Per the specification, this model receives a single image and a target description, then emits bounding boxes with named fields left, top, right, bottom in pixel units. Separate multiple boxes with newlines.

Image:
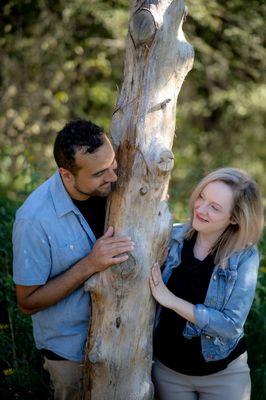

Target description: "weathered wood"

left=83, top=1, right=194, bottom=399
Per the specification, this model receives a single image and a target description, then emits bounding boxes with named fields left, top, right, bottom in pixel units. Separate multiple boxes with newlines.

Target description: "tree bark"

left=83, top=1, right=194, bottom=399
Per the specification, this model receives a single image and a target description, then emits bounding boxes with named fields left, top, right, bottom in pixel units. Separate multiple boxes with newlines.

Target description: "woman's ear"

left=230, top=217, right=237, bottom=225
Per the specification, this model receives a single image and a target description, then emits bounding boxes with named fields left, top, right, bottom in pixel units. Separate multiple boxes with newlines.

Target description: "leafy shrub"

left=0, top=197, right=51, bottom=399
left=246, top=233, right=266, bottom=400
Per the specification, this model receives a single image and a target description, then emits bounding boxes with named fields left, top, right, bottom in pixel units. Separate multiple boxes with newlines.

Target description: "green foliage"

left=0, top=198, right=51, bottom=399
left=0, top=0, right=129, bottom=198
left=0, top=0, right=265, bottom=398
left=170, top=0, right=266, bottom=218
left=246, top=233, right=266, bottom=400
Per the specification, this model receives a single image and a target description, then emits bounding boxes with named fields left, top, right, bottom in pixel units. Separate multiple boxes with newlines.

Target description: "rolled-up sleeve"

left=193, top=304, right=210, bottom=329
left=193, top=248, right=259, bottom=340
left=13, top=218, right=52, bottom=285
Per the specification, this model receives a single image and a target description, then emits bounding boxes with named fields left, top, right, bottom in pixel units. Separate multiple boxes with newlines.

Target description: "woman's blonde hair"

left=186, top=167, right=264, bottom=265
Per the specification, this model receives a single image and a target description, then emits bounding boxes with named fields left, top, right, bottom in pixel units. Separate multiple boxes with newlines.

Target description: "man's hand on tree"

left=82, top=226, right=135, bottom=273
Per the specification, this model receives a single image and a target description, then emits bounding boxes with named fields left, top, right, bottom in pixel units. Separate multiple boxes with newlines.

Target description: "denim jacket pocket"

left=205, top=268, right=238, bottom=311
left=221, top=270, right=237, bottom=308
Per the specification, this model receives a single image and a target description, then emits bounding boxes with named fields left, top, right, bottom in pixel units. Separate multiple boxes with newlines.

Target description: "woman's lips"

left=195, top=213, right=209, bottom=223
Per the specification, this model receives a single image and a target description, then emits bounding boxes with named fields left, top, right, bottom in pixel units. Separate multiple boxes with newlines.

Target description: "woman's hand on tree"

left=149, top=262, right=175, bottom=309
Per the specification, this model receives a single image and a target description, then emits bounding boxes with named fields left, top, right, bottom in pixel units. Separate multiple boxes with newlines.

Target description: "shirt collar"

left=50, top=170, right=78, bottom=217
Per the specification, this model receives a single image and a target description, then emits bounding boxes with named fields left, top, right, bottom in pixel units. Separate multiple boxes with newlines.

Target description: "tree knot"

left=115, top=317, right=121, bottom=328
left=129, top=9, right=157, bottom=47
left=157, top=149, right=174, bottom=173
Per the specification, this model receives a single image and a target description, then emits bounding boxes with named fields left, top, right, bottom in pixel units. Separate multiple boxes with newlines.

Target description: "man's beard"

left=73, top=182, right=115, bottom=198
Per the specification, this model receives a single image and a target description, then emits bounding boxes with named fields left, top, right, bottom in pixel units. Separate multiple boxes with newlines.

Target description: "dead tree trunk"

left=83, top=1, right=194, bottom=399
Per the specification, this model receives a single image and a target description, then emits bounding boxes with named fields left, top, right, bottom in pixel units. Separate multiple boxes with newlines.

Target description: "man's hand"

left=81, top=226, right=135, bottom=273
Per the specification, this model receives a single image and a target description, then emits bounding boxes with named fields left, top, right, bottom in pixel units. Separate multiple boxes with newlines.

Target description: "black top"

left=154, top=234, right=246, bottom=375
left=40, top=196, right=106, bottom=361
left=73, top=196, right=106, bottom=239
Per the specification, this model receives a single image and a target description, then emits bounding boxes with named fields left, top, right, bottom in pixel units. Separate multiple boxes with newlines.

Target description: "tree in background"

left=0, top=0, right=129, bottom=196
left=172, top=0, right=266, bottom=217
left=0, top=0, right=265, bottom=200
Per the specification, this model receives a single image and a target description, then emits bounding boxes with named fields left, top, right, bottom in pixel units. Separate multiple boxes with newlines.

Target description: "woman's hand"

left=149, top=262, right=196, bottom=323
left=149, top=262, right=175, bottom=309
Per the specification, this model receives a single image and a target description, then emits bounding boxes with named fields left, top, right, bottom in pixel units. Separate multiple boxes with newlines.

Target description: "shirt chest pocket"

left=51, top=235, right=92, bottom=277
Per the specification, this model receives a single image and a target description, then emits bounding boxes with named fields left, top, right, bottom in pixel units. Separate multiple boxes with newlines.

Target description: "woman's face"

left=192, top=180, right=234, bottom=237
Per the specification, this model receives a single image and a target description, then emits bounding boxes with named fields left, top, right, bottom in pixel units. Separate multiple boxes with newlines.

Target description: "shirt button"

left=69, top=244, right=74, bottom=250
left=213, top=274, right=217, bottom=281
left=205, top=335, right=211, bottom=340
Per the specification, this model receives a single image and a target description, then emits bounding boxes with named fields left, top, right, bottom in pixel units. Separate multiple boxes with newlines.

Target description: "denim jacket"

left=156, top=223, right=260, bottom=362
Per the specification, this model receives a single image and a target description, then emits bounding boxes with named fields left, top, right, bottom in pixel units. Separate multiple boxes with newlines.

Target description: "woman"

left=150, top=167, right=264, bottom=400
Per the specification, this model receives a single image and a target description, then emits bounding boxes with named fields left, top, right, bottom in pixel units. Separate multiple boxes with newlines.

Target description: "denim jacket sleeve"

left=193, top=247, right=259, bottom=340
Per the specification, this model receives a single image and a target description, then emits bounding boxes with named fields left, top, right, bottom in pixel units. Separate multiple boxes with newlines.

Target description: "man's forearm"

left=20, top=259, right=96, bottom=314
left=18, top=229, right=134, bottom=315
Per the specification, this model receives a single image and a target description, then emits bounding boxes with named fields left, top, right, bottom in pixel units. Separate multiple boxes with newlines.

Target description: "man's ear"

left=59, top=167, right=74, bottom=182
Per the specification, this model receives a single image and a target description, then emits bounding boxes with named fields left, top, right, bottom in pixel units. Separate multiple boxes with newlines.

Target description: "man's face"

left=61, top=135, right=118, bottom=200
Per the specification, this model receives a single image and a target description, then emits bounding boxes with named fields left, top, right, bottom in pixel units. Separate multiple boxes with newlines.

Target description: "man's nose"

left=106, top=168, right=117, bottom=183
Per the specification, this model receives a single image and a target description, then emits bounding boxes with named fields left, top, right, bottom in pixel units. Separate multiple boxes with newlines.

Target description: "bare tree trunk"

left=83, top=1, right=194, bottom=399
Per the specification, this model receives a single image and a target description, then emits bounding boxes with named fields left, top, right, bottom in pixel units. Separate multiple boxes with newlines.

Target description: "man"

left=12, top=119, right=134, bottom=399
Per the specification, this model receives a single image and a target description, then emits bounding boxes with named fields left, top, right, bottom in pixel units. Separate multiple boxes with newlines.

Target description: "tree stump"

left=83, top=1, right=194, bottom=399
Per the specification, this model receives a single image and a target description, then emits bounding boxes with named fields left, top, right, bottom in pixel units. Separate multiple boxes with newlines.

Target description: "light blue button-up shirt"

left=13, top=171, right=97, bottom=361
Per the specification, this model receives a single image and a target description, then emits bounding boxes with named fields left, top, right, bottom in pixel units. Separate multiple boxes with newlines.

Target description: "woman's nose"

left=197, top=202, right=208, bottom=214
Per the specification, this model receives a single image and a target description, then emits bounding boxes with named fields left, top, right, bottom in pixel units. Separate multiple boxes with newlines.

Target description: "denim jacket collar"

left=171, top=222, right=190, bottom=244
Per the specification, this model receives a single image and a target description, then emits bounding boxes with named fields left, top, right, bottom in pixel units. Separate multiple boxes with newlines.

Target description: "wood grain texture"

left=83, top=1, right=194, bottom=399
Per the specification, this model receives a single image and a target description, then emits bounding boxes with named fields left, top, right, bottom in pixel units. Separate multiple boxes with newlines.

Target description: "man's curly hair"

left=53, top=119, right=104, bottom=174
